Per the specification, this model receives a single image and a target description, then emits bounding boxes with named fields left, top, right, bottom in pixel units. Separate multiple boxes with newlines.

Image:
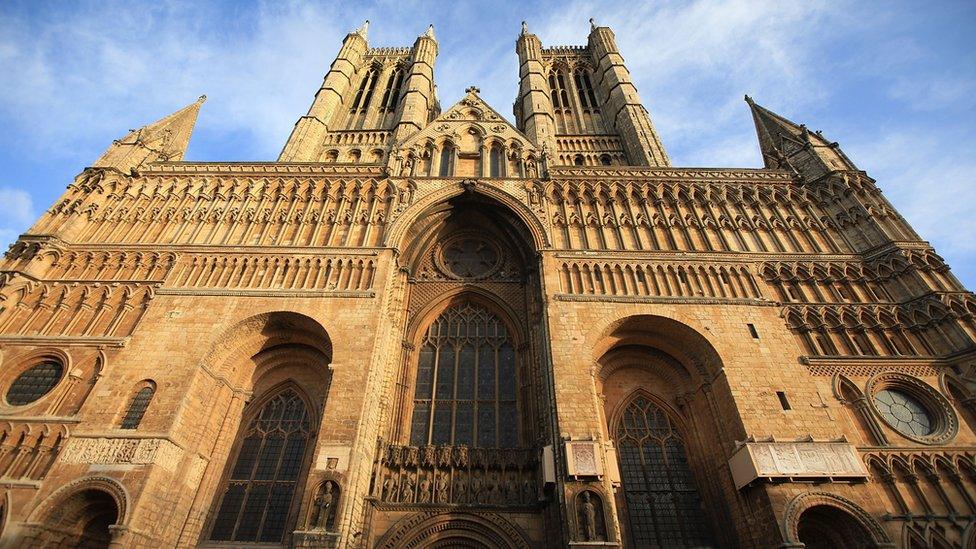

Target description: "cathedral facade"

left=0, top=19, right=975, bottom=548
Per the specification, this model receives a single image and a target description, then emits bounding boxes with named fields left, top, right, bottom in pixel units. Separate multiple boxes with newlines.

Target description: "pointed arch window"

left=209, top=388, right=313, bottom=543
left=614, top=395, right=713, bottom=547
left=350, top=67, right=380, bottom=113
left=379, top=67, right=405, bottom=112
left=120, top=381, right=155, bottom=429
left=574, top=70, right=599, bottom=112
left=439, top=144, right=453, bottom=177
left=409, top=302, right=518, bottom=448
left=489, top=144, right=503, bottom=178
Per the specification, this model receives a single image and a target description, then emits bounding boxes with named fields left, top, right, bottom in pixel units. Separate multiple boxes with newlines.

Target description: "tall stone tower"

left=0, top=19, right=974, bottom=549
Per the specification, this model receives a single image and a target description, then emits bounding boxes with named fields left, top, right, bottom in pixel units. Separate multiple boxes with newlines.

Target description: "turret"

left=515, top=21, right=558, bottom=155
left=586, top=20, right=669, bottom=166
left=279, top=21, right=370, bottom=161
left=392, top=25, right=439, bottom=141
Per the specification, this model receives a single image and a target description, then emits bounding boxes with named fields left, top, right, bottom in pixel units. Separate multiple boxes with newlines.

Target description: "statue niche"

left=576, top=490, right=607, bottom=542
left=310, top=481, right=340, bottom=531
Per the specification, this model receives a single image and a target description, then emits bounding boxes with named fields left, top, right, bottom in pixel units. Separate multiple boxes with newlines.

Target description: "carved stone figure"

left=580, top=491, right=597, bottom=541
left=382, top=475, right=397, bottom=502
left=418, top=474, right=432, bottom=503
left=436, top=472, right=449, bottom=503
left=401, top=473, right=416, bottom=503
left=312, top=481, right=336, bottom=530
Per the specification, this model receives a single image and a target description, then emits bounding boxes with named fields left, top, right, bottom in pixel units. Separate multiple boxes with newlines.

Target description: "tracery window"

left=409, top=302, right=518, bottom=448
left=615, top=395, right=713, bottom=547
left=209, top=388, right=312, bottom=543
left=873, top=389, right=933, bottom=437
left=7, top=361, right=63, bottom=406
left=120, top=382, right=155, bottom=429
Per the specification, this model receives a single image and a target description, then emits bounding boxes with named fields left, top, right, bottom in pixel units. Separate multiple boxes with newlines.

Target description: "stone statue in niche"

left=382, top=475, right=397, bottom=502
left=311, top=481, right=338, bottom=531
left=576, top=490, right=606, bottom=542
left=436, top=472, right=449, bottom=503
left=453, top=474, right=467, bottom=503
left=419, top=474, right=432, bottom=503
left=401, top=473, right=416, bottom=503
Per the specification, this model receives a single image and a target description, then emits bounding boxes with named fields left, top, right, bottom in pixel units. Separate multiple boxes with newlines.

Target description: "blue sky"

left=1, top=0, right=974, bottom=288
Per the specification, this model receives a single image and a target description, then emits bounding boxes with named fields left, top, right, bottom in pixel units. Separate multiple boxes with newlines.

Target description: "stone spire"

left=93, top=95, right=205, bottom=172
left=355, top=19, right=369, bottom=39
left=745, top=95, right=856, bottom=175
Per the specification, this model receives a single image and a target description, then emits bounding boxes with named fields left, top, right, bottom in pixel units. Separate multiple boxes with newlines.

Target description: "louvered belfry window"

left=409, top=302, right=519, bottom=448
left=615, top=396, right=713, bottom=547
left=209, top=388, right=312, bottom=543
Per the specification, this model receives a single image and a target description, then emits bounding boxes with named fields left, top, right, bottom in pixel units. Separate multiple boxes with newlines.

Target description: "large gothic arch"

left=375, top=511, right=531, bottom=549
left=781, top=492, right=894, bottom=548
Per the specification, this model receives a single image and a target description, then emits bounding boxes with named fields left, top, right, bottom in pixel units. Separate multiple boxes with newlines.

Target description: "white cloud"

left=0, top=186, right=35, bottom=247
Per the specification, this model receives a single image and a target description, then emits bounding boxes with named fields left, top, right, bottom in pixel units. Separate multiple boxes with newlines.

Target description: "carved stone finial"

left=465, top=86, right=481, bottom=95
left=355, top=19, right=369, bottom=39
left=521, top=21, right=528, bottom=35
left=589, top=18, right=597, bottom=30
left=197, top=95, right=207, bottom=103
left=424, top=24, right=436, bottom=40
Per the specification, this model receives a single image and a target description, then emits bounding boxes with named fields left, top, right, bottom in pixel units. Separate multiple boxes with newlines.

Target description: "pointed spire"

left=94, top=96, right=205, bottom=172
left=590, top=18, right=597, bottom=30
left=354, top=19, right=369, bottom=39
left=745, top=96, right=854, bottom=172
left=423, top=23, right=436, bottom=40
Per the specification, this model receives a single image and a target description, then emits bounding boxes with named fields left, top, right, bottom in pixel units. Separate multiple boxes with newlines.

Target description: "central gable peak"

left=391, top=87, right=541, bottom=178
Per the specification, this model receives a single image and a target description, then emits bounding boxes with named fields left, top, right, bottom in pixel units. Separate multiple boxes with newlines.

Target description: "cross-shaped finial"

left=465, top=86, right=481, bottom=94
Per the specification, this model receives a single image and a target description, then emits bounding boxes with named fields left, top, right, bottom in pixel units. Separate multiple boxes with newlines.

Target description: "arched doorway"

left=43, top=488, right=119, bottom=548
left=796, top=505, right=875, bottom=548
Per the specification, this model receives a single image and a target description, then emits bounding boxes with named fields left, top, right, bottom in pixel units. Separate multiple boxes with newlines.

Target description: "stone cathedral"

left=1, top=18, right=975, bottom=549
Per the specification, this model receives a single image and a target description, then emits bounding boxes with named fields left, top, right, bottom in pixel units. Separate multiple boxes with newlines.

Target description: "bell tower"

left=513, top=20, right=669, bottom=167
left=279, top=21, right=440, bottom=162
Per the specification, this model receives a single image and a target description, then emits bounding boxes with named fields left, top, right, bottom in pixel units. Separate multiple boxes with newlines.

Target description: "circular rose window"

left=872, top=389, right=933, bottom=437
left=7, top=361, right=63, bottom=406
left=438, top=236, right=500, bottom=279
left=866, top=373, right=957, bottom=445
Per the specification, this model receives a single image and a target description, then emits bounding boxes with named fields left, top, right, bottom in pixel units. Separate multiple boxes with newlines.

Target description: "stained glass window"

left=7, top=361, right=62, bottom=406
left=120, top=384, right=155, bottom=429
left=409, top=302, right=519, bottom=448
left=614, top=396, right=713, bottom=547
left=210, top=388, right=312, bottom=543
left=873, top=389, right=933, bottom=437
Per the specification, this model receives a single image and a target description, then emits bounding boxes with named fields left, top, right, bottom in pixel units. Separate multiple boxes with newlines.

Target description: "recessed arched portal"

left=28, top=480, right=125, bottom=549
left=594, top=314, right=731, bottom=548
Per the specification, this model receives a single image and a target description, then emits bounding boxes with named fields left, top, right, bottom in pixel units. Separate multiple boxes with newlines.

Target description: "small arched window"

left=599, top=154, right=612, bottom=166
left=120, top=382, right=155, bottom=429
left=574, top=154, right=585, bottom=166
left=439, top=144, right=453, bottom=177
left=489, top=145, right=503, bottom=178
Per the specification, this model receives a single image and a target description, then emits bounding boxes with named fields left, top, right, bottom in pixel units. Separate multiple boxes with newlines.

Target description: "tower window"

left=747, top=323, right=759, bottom=339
